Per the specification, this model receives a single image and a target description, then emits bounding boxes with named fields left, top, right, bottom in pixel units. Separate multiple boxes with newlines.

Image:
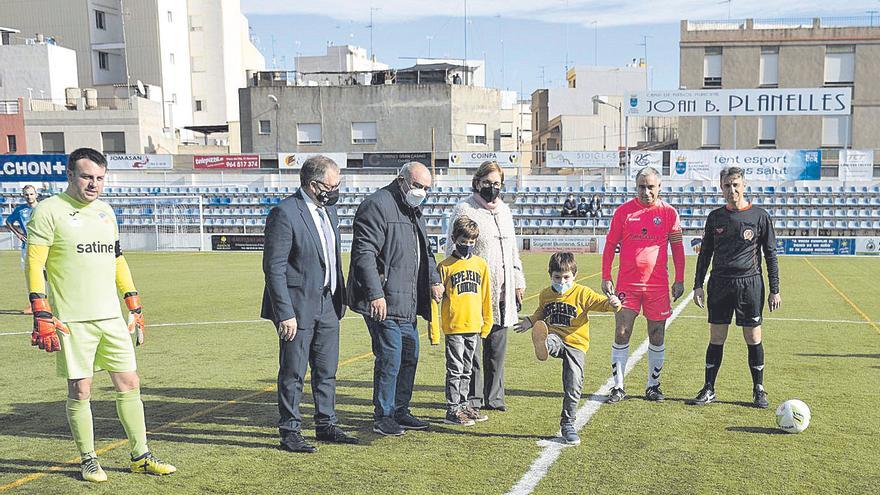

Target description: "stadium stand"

left=3, top=182, right=878, bottom=237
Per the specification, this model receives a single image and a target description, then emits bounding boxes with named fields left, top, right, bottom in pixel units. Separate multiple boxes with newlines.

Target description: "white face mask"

left=404, top=185, right=427, bottom=207
left=552, top=281, right=573, bottom=293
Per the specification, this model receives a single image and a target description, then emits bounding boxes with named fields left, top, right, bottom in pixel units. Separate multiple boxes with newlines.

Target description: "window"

left=169, top=52, right=175, bottom=65
left=351, top=122, right=377, bottom=144
left=101, top=132, right=125, bottom=153
left=95, top=10, right=106, bottom=30
left=98, top=51, right=109, bottom=70
left=824, top=45, right=854, bottom=86
left=171, top=93, right=177, bottom=104
left=259, top=120, right=271, bottom=135
left=701, top=117, right=720, bottom=148
left=822, top=115, right=852, bottom=147
left=7, top=134, right=17, bottom=153
left=759, top=47, right=779, bottom=87
left=297, top=123, right=322, bottom=144
left=167, top=10, right=173, bottom=23
left=500, top=121, right=513, bottom=138
left=466, top=123, right=487, bottom=144
left=189, top=15, right=203, bottom=31
left=703, top=47, right=722, bottom=88
left=195, top=99, right=204, bottom=112
left=758, top=116, right=776, bottom=147
left=41, top=132, right=64, bottom=153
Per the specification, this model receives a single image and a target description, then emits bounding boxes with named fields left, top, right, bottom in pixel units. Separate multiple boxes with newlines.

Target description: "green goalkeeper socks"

left=65, top=398, right=96, bottom=457
left=115, top=389, right=149, bottom=457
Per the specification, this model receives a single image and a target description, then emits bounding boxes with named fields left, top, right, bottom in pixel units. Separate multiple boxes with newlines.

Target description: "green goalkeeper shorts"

left=56, top=317, right=137, bottom=379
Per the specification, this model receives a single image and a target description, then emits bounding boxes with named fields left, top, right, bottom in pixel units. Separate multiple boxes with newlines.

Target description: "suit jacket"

left=261, top=189, right=346, bottom=326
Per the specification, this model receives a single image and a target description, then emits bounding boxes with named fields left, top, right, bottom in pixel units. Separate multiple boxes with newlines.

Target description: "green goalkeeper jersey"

left=27, top=192, right=122, bottom=322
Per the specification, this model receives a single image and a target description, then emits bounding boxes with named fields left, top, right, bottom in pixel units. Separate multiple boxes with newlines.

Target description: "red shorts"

left=616, top=287, right=671, bottom=321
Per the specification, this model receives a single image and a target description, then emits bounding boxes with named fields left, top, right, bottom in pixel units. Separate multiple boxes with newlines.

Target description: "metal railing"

left=687, top=16, right=880, bottom=31
left=0, top=100, right=20, bottom=115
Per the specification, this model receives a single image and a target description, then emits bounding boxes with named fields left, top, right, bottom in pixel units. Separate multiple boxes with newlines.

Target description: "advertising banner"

left=855, top=238, right=880, bottom=256
left=107, top=154, right=173, bottom=170
left=776, top=238, right=855, bottom=255
left=448, top=151, right=519, bottom=168
left=194, top=155, right=260, bottom=170
left=363, top=152, right=431, bottom=168
left=524, top=236, right=605, bottom=253
left=625, top=88, right=851, bottom=117
left=211, top=234, right=265, bottom=251
left=670, top=149, right=820, bottom=181
left=545, top=151, right=619, bottom=168
left=838, top=149, right=874, bottom=181
left=0, top=154, right=68, bottom=182
left=628, top=151, right=664, bottom=179
left=277, top=152, right=348, bottom=169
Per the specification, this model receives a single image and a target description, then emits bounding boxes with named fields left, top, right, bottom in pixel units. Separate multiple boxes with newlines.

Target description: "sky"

left=242, top=0, right=880, bottom=98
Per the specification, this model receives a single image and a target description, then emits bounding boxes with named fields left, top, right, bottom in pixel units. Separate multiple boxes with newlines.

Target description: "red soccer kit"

left=602, top=198, right=685, bottom=320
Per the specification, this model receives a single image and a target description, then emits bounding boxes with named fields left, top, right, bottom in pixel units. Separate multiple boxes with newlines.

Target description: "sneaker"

left=316, top=425, right=359, bottom=444
left=607, top=387, right=626, bottom=403
left=688, top=385, right=716, bottom=406
left=80, top=454, right=107, bottom=483
left=645, top=385, right=665, bottom=402
left=560, top=423, right=580, bottom=445
left=753, top=385, right=769, bottom=409
left=130, top=452, right=177, bottom=476
left=372, top=417, right=405, bottom=436
left=395, top=411, right=429, bottom=430
left=463, top=406, right=488, bottom=422
left=443, top=409, right=475, bottom=426
left=531, top=320, right=549, bottom=361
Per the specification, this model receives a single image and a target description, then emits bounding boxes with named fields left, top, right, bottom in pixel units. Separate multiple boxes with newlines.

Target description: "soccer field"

left=0, top=251, right=878, bottom=494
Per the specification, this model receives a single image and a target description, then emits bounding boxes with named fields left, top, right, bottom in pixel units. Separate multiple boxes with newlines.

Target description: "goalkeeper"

left=26, top=147, right=175, bottom=483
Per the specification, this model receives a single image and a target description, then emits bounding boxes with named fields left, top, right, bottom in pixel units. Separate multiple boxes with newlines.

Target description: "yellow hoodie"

left=528, top=283, right=619, bottom=353
left=429, top=254, right=493, bottom=344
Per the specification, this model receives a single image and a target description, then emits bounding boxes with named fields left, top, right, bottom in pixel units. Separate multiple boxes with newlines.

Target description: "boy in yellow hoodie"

left=514, top=252, right=621, bottom=445
left=430, top=217, right=493, bottom=426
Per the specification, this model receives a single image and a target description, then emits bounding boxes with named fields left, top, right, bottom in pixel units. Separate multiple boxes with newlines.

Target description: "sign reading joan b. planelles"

left=625, top=88, right=851, bottom=117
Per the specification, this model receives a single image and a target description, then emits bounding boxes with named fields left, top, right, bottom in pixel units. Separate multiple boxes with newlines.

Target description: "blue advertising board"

left=776, top=238, right=855, bottom=255
left=0, top=154, right=68, bottom=182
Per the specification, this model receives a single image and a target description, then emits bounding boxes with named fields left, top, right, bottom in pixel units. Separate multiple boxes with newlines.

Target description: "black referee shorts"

left=707, top=274, right=765, bottom=328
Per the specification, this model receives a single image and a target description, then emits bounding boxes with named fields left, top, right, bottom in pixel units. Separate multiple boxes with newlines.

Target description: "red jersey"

left=602, top=198, right=685, bottom=291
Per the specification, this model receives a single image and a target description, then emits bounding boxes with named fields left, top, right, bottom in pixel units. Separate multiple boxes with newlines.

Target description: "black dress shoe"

left=484, top=405, right=507, bottom=412
left=280, top=432, right=317, bottom=453
left=394, top=412, right=429, bottom=430
left=316, top=425, right=359, bottom=444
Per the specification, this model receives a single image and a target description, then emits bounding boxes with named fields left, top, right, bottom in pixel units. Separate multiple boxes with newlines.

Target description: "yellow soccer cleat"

left=80, top=455, right=108, bottom=483
left=130, top=452, right=177, bottom=476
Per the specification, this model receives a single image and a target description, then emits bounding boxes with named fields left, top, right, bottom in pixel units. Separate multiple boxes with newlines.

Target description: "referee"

left=689, top=166, right=781, bottom=409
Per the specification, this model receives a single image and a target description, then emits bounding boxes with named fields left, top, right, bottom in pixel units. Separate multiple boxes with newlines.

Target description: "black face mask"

left=478, top=185, right=501, bottom=203
left=315, top=188, right=340, bottom=207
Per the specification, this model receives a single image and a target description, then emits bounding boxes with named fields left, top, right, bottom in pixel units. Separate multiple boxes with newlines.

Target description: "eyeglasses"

left=402, top=178, right=431, bottom=193
left=313, top=179, right=340, bottom=192
left=479, top=180, right=503, bottom=188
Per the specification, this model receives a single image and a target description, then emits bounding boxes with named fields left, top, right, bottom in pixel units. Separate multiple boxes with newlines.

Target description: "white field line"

left=1, top=314, right=876, bottom=337
left=505, top=291, right=695, bottom=495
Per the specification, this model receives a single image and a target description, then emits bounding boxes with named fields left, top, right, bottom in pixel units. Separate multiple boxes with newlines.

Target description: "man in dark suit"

left=261, top=155, right=357, bottom=453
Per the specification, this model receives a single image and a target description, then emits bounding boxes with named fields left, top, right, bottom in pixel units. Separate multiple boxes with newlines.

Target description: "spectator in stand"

left=577, top=197, right=590, bottom=217
left=589, top=194, right=603, bottom=218
left=561, top=194, right=577, bottom=217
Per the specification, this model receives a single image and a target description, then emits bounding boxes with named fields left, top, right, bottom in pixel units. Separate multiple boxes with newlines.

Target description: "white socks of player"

left=611, top=343, right=629, bottom=389
left=647, top=344, right=665, bottom=388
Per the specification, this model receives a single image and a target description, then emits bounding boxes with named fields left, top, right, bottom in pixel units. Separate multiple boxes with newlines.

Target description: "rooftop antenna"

left=368, top=6, right=380, bottom=60
left=717, top=0, right=732, bottom=19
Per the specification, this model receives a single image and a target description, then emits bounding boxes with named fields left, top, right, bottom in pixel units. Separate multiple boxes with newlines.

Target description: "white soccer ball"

left=775, top=399, right=811, bottom=433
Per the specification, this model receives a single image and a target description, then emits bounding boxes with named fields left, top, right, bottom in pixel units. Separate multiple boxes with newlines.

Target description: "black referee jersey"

left=693, top=204, right=780, bottom=294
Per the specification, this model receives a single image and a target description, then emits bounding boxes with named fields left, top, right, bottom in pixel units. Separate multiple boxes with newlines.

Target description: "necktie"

left=317, top=208, right=337, bottom=293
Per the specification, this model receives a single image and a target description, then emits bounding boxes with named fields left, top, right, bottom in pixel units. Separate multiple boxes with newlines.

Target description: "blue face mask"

left=552, top=281, right=573, bottom=293
left=456, top=244, right=474, bottom=257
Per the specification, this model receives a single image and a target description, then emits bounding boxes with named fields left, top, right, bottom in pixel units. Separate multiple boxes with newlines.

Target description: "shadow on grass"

left=797, top=353, right=880, bottom=359
left=663, top=397, right=758, bottom=408
left=334, top=379, right=561, bottom=399
left=0, top=309, right=25, bottom=315
left=725, top=426, right=786, bottom=435
left=0, top=457, right=130, bottom=478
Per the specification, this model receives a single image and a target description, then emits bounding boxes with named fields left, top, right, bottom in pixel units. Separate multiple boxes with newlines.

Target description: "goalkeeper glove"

left=125, top=292, right=145, bottom=346
left=29, top=293, right=69, bottom=352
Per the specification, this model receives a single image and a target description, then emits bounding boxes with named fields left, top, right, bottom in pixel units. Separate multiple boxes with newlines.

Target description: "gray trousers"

left=277, top=291, right=339, bottom=433
left=445, top=333, right=479, bottom=412
left=547, top=333, right=586, bottom=425
left=468, top=324, right=507, bottom=409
